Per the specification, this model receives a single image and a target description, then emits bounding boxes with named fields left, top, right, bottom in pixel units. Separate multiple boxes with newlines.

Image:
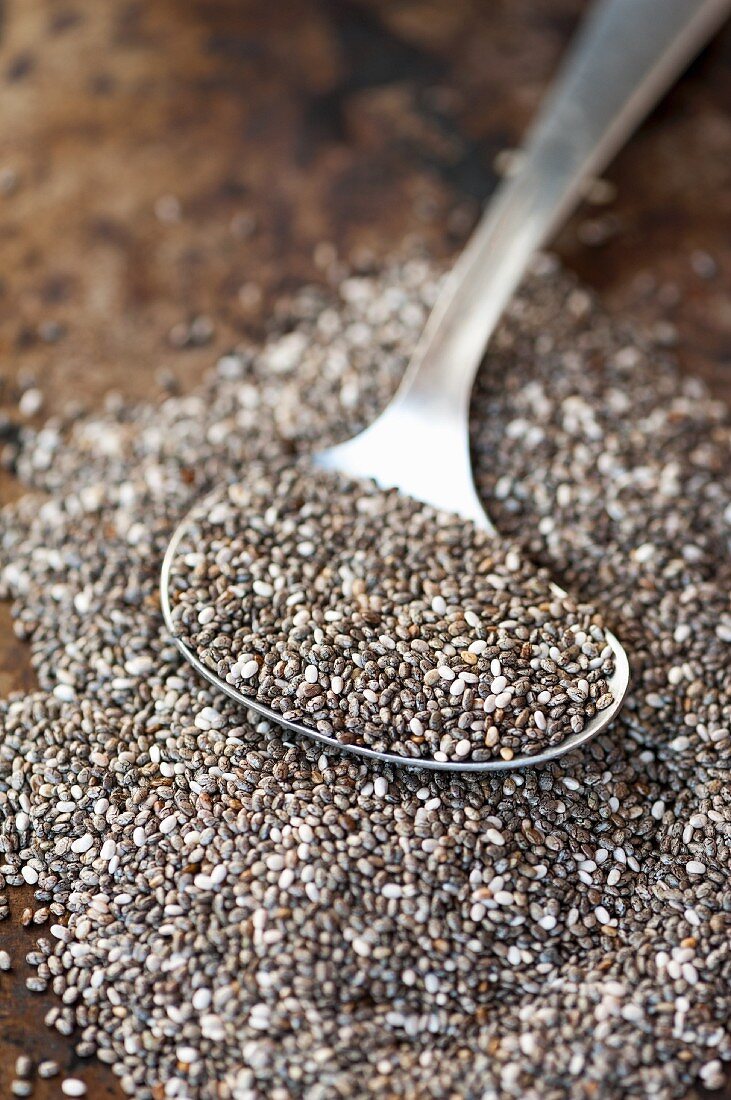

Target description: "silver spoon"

left=161, top=0, right=729, bottom=772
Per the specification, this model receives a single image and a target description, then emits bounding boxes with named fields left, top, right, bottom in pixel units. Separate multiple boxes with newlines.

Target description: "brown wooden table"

left=1, top=2, right=729, bottom=1096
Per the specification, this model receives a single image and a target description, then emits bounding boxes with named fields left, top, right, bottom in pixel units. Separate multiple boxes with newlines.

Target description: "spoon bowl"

left=160, top=498, right=630, bottom=772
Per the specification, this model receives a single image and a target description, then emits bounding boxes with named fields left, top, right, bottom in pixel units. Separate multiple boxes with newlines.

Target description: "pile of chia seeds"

left=166, top=464, right=615, bottom=763
left=0, top=253, right=728, bottom=1099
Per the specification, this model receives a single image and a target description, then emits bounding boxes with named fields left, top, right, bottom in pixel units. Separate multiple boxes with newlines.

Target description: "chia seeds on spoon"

left=167, top=463, right=615, bottom=763
left=0, top=252, right=728, bottom=1099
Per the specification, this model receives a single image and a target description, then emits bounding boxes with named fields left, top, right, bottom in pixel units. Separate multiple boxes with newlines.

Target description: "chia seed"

left=0, top=252, right=728, bottom=1099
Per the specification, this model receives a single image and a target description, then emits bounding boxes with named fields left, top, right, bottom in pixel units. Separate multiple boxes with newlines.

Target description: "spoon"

left=161, top=0, right=729, bottom=771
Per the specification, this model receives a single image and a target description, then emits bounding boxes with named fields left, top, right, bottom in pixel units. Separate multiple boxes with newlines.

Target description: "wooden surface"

left=0, top=1, right=729, bottom=1096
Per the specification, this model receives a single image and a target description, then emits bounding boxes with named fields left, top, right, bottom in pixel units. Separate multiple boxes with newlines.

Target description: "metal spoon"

left=161, top=0, right=729, bottom=772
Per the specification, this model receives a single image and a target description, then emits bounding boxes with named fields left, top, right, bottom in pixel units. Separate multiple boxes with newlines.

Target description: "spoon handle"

left=401, top=0, right=730, bottom=415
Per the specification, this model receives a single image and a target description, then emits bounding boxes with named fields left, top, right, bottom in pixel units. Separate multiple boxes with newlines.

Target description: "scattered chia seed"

left=15, top=1055, right=33, bottom=1078
left=0, top=252, right=728, bottom=1099
left=18, top=387, right=44, bottom=418
left=60, top=1081, right=87, bottom=1098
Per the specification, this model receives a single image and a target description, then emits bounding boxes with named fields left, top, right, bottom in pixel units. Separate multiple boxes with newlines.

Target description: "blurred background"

left=0, top=2, right=730, bottom=1095
left=1, top=0, right=730, bottom=416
